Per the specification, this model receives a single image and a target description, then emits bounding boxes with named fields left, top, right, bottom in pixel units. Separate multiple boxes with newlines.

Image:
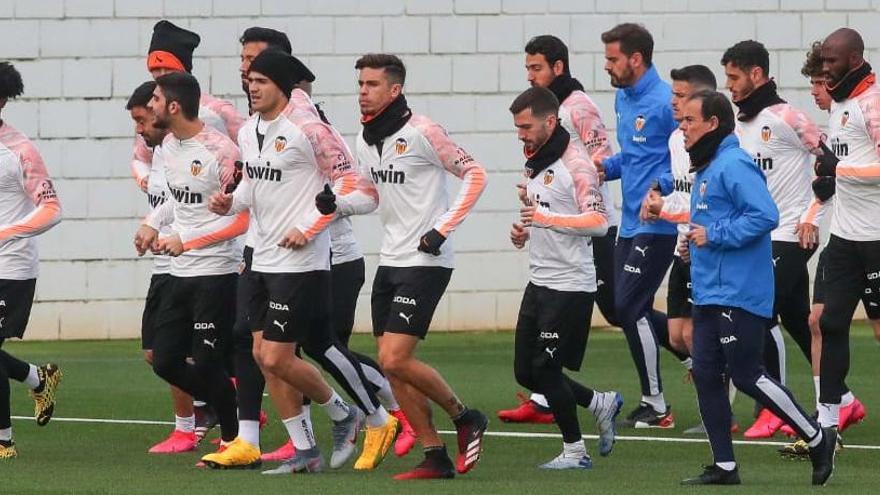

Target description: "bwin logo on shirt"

left=246, top=162, right=282, bottom=182
left=169, top=185, right=203, bottom=204
left=753, top=152, right=773, bottom=171
left=371, top=164, right=406, bottom=184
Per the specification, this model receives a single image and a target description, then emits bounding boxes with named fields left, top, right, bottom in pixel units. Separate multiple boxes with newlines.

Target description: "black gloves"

left=814, top=141, right=840, bottom=177
left=225, top=161, right=244, bottom=193
left=812, top=176, right=836, bottom=202
left=315, top=184, right=337, bottom=215
left=418, top=229, right=446, bottom=256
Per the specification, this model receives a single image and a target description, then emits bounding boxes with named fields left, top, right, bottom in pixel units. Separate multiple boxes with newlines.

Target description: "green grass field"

left=1, top=324, right=878, bottom=494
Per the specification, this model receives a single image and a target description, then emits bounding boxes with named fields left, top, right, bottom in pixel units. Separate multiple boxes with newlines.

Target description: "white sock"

left=813, top=376, right=821, bottom=408
left=808, top=429, right=824, bottom=448
left=681, top=357, right=693, bottom=371
left=587, top=391, right=612, bottom=416
left=727, top=381, right=738, bottom=405
left=175, top=415, right=195, bottom=433
left=24, top=364, right=39, bottom=389
left=239, top=419, right=260, bottom=449
left=817, top=402, right=840, bottom=427
left=362, top=364, right=400, bottom=411
left=319, top=390, right=350, bottom=422
left=716, top=461, right=736, bottom=471
left=530, top=393, right=549, bottom=408
left=641, top=394, right=667, bottom=414
left=0, top=427, right=11, bottom=442
left=563, top=440, right=586, bottom=457
left=366, top=406, right=390, bottom=428
left=284, top=411, right=317, bottom=450
left=841, top=391, right=855, bottom=407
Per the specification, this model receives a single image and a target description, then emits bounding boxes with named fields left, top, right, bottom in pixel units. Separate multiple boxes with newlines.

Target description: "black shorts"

left=251, top=270, right=333, bottom=344
left=331, top=258, right=365, bottom=347
left=152, top=274, right=237, bottom=362
left=814, top=246, right=880, bottom=319
left=0, top=278, right=36, bottom=339
left=667, top=256, right=693, bottom=319
left=515, top=283, right=594, bottom=372
left=371, top=266, right=452, bottom=339
left=234, top=246, right=259, bottom=334
left=141, top=273, right=173, bottom=350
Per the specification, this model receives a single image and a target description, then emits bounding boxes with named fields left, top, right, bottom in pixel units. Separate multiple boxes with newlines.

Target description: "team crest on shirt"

left=841, top=111, right=850, bottom=127
left=274, top=136, right=287, bottom=153
left=699, top=180, right=708, bottom=197
left=761, top=125, right=771, bottom=142
left=395, top=137, right=408, bottom=155
left=543, top=169, right=555, bottom=186
left=634, top=114, right=646, bottom=131
left=190, top=160, right=203, bottom=176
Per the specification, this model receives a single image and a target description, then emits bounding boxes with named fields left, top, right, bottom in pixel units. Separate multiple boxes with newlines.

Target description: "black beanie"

left=249, top=50, right=315, bottom=96
left=148, top=20, right=201, bottom=73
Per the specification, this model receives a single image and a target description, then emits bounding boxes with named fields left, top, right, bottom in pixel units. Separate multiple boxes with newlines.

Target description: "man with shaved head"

left=814, top=28, right=880, bottom=461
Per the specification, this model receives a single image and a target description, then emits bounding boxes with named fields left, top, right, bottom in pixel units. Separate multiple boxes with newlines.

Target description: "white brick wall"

left=4, top=2, right=875, bottom=339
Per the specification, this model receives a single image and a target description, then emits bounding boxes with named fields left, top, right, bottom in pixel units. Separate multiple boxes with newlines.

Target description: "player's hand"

left=812, top=176, right=835, bottom=202
left=156, top=234, right=184, bottom=256
left=510, top=222, right=529, bottom=249
left=278, top=228, right=308, bottom=249
left=520, top=205, right=537, bottom=227
left=796, top=222, right=818, bottom=250
left=516, top=183, right=530, bottom=206
left=686, top=222, right=708, bottom=247
left=640, top=189, right=663, bottom=222
left=593, top=156, right=606, bottom=184
left=137, top=176, right=149, bottom=193
left=315, top=183, right=337, bottom=215
left=814, top=141, right=840, bottom=177
left=208, top=191, right=233, bottom=215
left=677, top=236, right=691, bottom=263
left=134, top=225, right=158, bottom=256
left=418, top=229, right=446, bottom=256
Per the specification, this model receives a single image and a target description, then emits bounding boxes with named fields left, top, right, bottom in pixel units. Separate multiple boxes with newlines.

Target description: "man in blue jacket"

left=599, top=23, right=690, bottom=427
left=679, top=90, right=836, bottom=486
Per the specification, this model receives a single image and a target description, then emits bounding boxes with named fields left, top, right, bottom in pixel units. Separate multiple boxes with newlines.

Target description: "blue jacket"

left=603, top=65, right=678, bottom=238
left=689, top=134, right=779, bottom=318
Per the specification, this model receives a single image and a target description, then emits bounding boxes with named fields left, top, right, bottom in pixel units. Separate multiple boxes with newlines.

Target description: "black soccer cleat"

left=809, top=427, right=837, bottom=486
left=681, top=465, right=741, bottom=485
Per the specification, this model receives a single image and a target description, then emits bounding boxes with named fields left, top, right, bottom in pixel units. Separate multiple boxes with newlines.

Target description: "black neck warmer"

left=361, top=95, right=412, bottom=146
left=827, top=62, right=873, bottom=102
left=547, top=74, right=584, bottom=104
left=734, top=80, right=785, bottom=122
left=525, top=124, right=570, bottom=177
left=688, top=127, right=732, bottom=173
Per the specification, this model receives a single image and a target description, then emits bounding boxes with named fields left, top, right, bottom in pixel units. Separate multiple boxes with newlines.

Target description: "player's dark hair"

left=670, top=65, right=717, bottom=91
left=0, top=62, right=24, bottom=100
left=354, top=53, right=406, bottom=85
left=688, top=90, right=735, bottom=134
left=801, top=41, right=824, bottom=78
left=125, top=81, right=158, bottom=111
left=721, top=40, right=770, bottom=76
left=239, top=27, right=292, bottom=55
left=601, top=23, right=654, bottom=66
left=155, top=72, right=200, bottom=120
left=525, top=35, right=570, bottom=75
left=509, top=86, right=560, bottom=118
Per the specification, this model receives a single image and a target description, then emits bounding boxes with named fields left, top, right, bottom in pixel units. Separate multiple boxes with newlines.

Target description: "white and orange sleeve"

left=0, top=146, right=62, bottom=242
left=533, top=156, right=608, bottom=237
left=131, top=135, right=153, bottom=190
left=837, top=95, right=880, bottom=183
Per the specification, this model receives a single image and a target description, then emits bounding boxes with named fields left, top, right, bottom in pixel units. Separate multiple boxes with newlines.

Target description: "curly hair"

left=801, top=41, right=824, bottom=78
left=0, top=62, right=24, bottom=100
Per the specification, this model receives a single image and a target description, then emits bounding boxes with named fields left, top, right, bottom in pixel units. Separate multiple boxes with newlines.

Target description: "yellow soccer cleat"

left=30, top=363, right=62, bottom=426
left=353, top=414, right=399, bottom=470
left=200, top=437, right=262, bottom=470
left=0, top=440, right=17, bottom=460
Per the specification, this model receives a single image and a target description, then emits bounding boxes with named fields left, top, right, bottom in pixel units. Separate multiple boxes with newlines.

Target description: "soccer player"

left=778, top=42, right=872, bottom=456
left=0, top=62, right=63, bottom=459
left=598, top=23, right=689, bottom=428
left=721, top=40, right=823, bottom=438
left=509, top=86, right=622, bottom=469
left=350, top=53, right=489, bottom=479
left=816, top=27, right=880, bottom=443
left=206, top=50, right=398, bottom=473
left=640, top=65, right=725, bottom=435
left=497, top=35, right=621, bottom=425
left=127, top=81, right=201, bottom=453
left=131, top=19, right=247, bottom=444
left=678, top=90, right=835, bottom=486
left=237, top=28, right=415, bottom=463
left=133, top=72, right=248, bottom=461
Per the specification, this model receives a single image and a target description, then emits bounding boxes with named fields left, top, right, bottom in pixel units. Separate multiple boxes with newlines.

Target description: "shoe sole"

left=354, top=420, right=401, bottom=470
left=202, top=460, right=262, bottom=470
left=599, top=394, right=624, bottom=457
